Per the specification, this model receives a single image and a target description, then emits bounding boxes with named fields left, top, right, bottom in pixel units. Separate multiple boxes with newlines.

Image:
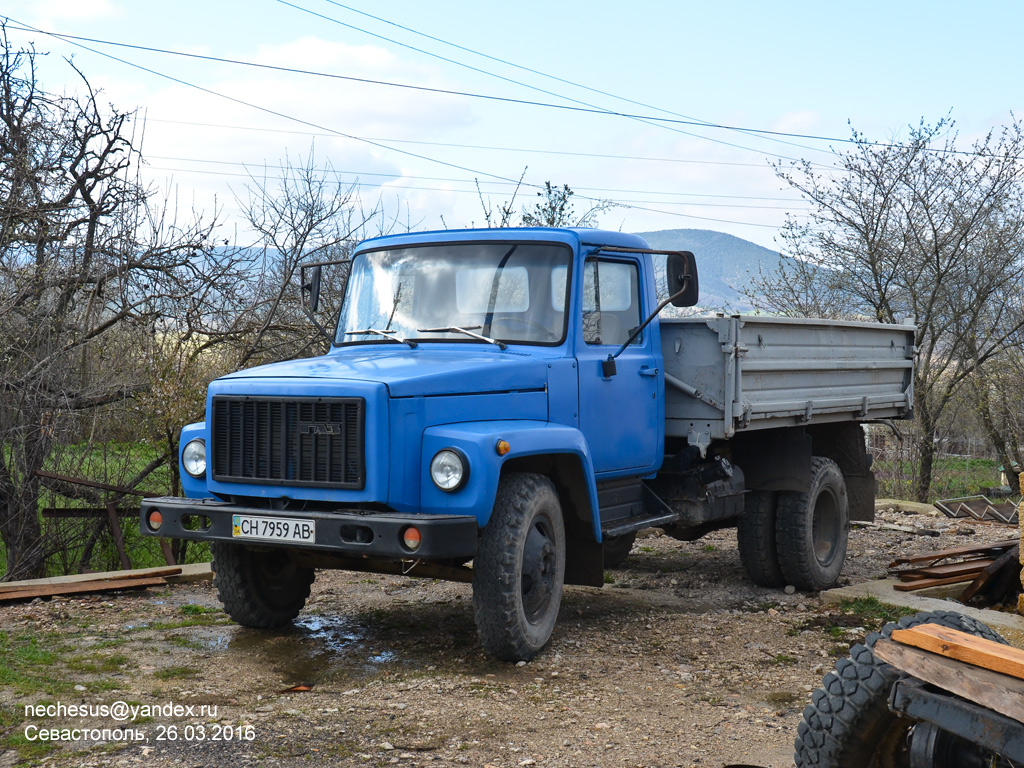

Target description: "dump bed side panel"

left=662, top=315, right=915, bottom=441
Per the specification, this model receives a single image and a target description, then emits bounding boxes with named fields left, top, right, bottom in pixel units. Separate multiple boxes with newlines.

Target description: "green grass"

left=837, top=597, right=917, bottom=626
left=875, top=456, right=1001, bottom=502
left=153, top=666, right=199, bottom=680
left=0, top=632, right=74, bottom=695
left=179, top=604, right=219, bottom=616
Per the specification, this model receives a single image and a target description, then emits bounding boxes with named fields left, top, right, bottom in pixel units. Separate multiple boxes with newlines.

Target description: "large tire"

left=794, top=609, right=1007, bottom=768
left=603, top=532, right=637, bottom=569
left=776, top=457, right=849, bottom=591
left=472, top=473, right=566, bottom=662
left=737, top=490, right=785, bottom=587
left=211, top=542, right=314, bottom=628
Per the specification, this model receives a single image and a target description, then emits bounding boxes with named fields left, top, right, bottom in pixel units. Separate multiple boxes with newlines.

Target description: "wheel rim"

left=811, top=489, right=840, bottom=566
left=521, top=514, right=557, bottom=623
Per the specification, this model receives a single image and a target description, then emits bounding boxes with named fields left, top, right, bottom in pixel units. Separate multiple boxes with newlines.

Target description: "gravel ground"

left=0, top=507, right=1018, bottom=768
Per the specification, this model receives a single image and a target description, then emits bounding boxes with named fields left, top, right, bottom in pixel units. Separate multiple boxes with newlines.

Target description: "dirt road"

left=0, top=509, right=1016, bottom=768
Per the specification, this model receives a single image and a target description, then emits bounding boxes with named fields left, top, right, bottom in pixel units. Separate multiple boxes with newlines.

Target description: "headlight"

left=182, top=439, right=207, bottom=478
left=430, top=449, right=467, bottom=492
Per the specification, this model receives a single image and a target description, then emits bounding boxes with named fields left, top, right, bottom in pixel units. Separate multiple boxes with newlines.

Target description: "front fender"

left=420, top=420, right=600, bottom=535
left=179, top=421, right=209, bottom=499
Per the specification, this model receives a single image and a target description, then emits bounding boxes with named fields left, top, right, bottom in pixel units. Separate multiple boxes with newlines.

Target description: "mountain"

left=633, top=228, right=786, bottom=312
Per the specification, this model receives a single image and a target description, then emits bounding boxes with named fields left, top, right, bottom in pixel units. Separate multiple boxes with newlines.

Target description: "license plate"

left=232, top=515, right=315, bottom=543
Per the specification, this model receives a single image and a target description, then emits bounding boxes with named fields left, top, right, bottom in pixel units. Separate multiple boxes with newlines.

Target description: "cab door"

left=575, top=256, right=661, bottom=474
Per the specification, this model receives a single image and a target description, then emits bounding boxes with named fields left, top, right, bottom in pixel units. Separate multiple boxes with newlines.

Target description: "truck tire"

left=211, top=542, right=314, bottom=628
left=472, top=473, right=566, bottom=662
left=794, top=609, right=1006, bottom=768
left=603, top=532, right=637, bottom=569
left=776, top=457, right=848, bottom=591
left=736, top=490, right=785, bottom=587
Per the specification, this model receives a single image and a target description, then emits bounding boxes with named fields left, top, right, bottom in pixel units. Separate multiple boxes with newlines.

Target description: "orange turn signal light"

left=496, top=440, right=511, bottom=456
left=402, top=526, right=422, bottom=551
left=148, top=510, right=163, bottom=532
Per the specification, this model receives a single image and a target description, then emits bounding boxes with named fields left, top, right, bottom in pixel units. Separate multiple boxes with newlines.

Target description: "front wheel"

left=472, top=473, right=566, bottom=662
left=211, top=542, right=314, bottom=628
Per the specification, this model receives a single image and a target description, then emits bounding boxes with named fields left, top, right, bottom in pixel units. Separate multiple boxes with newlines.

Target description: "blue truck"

left=140, top=227, right=915, bottom=661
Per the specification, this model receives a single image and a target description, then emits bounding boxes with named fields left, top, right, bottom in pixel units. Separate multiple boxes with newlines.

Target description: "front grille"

left=211, top=396, right=365, bottom=489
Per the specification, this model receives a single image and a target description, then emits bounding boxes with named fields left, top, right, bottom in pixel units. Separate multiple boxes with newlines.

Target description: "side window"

left=582, top=259, right=641, bottom=346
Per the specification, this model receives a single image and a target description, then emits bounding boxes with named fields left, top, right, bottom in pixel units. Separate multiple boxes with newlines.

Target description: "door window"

left=582, top=260, right=641, bottom=346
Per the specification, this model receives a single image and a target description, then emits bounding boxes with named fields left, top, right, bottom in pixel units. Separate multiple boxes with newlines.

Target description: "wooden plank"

left=890, top=624, right=1024, bottom=681
left=960, top=544, right=1021, bottom=603
left=893, top=573, right=984, bottom=591
left=0, top=567, right=181, bottom=593
left=910, top=559, right=996, bottom=578
left=0, top=576, right=168, bottom=602
left=888, top=539, right=1018, bottom=567
left=874, top=638, right=1024, bottom=725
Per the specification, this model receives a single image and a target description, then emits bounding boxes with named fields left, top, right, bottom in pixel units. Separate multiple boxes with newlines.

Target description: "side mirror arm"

left=602, top=278, right=693, bottom=377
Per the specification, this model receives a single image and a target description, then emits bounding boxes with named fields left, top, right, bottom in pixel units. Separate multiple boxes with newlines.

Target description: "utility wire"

left=6, top=19, right=827, bottom=157
left=146, top=163, right=806, bottom=210
left=146, top=154, right=805, bottom=203
left=277, top=0, right=816, bottom=161
left=141, top=117, right=794, bottom=170
left=1, top=16, right=793, bottom=228
left=315, top=0, right=828, bottom=154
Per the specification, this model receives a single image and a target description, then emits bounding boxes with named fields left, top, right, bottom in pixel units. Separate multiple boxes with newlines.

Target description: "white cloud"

left=6, top=0, right=119, bottom=29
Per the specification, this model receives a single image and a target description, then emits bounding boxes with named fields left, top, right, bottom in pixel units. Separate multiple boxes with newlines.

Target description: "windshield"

left=335, top=242, right=573, bottom=346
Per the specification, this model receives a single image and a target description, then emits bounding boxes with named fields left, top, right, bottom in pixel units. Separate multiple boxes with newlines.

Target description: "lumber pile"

left=874, top=623, right=1024, bottom=725
left=0, top=566, right=181, bottom=603
left=888, top=540, right=1021, bottom=605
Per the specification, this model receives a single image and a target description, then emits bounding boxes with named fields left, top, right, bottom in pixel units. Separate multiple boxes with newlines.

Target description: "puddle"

left=759, top=690, right=805, bottom=709
left=220, top=614, right=400, bottom=684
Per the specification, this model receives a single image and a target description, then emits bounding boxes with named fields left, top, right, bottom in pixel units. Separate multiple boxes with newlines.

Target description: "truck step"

left=602, top=511, right=682, bottom=539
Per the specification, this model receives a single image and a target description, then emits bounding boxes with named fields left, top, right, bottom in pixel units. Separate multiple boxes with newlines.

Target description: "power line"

left=146, top=163, right=806, bottom=211
left=6, top=19, right=827, bottom=158
left=275, top=0, right=808, bottom=161
left=141, top=117, right=795, bottom=170
left=1, top=16, right=792, bottom=230
left=314, top=0, right=829, bottom=155
left=0, top=16, right=526, bottom=186
left=146, top=153, right=806, bottom=204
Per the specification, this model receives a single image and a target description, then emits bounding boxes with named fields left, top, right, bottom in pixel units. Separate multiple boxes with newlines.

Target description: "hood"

left=220, top=347, right=549, bottom=398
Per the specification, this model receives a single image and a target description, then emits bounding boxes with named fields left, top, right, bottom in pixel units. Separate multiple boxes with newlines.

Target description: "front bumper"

left=139, top=497, right=478, bottom=559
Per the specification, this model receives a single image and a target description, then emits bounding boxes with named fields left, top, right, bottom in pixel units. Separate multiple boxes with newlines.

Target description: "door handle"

left=638, top=367, right=659, bottom=377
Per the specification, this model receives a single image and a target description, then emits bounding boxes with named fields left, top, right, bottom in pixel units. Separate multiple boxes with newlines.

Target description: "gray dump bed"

left=662, top=315, right=915, bottom=442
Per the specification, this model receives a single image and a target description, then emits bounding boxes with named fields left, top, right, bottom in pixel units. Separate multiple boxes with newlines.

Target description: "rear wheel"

left=603, top=532, right=637, bottom=569
left=737, top=490, right=785, bottom=587
left=472, top=473, right=566, bottom=662
left=211, top=542, right=314, bottom=628
left=794, top=609, right=1007, bottom=768
left=776, top=457, right=849, bottom=591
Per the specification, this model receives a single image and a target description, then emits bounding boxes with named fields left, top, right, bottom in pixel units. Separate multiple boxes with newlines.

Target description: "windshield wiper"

left=416, top=325, right=507, bottom=350
left=344, top=328, right=418, bottom=348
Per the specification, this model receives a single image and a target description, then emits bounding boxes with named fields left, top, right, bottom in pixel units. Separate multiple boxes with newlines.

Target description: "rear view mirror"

left=301, top=264, right=322, bottom=313
left=298, top=259, right=351, bottom=342
left=667, top=251, right=699, bottom=307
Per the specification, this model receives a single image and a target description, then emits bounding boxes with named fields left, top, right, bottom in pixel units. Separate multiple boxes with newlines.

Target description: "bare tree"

left=0, top=33, right=243, bottom=579
left=521, top=181, right=616, bottom=228
left=228, top=149, right=385, bottom=366
left=751, top=118, right=1024, bottom=502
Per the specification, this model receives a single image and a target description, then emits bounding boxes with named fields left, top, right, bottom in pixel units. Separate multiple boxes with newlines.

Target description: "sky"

left=2, top=0, right=1022, bottom=251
